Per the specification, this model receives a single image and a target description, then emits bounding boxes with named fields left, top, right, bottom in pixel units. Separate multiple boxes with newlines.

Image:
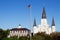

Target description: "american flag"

left=28, top=4, right=31, bottom=8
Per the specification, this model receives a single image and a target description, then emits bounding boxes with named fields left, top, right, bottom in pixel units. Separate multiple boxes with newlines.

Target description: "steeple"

left=42, top=7, right=46, bottom=19
left=33, top=18, right=36, bottom=26
left=51, top=17, right=55, bottom=26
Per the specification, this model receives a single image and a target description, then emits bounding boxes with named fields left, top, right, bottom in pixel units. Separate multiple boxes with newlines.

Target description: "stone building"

left=8, top=24, right=31, bottom=38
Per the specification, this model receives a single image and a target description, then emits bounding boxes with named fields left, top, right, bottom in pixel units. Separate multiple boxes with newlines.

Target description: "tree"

left=3, top=29, right=10, bottom=37
left=32, top=33, right=45, bottom=40
left=32, top=32, right=52, bottom=40
left=0, top=29, right=4, bottom=40
left=0, top=29, right=10, bottom=40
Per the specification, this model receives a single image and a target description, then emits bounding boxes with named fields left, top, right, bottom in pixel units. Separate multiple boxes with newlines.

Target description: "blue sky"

left=0, top=0, right=60, bottom=32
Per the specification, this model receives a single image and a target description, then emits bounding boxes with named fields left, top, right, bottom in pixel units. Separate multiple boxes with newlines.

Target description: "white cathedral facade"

left=33, top=7, right=56, bottom=35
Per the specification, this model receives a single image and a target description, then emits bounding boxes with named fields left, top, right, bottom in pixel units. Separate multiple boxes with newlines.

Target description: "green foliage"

left=2, top=37, right=9, bottom=40
left=2, top=36, right=29, bottom=40
left=32, top=32, right=52, bottom=40
left=3, top=29, right=10, bottom=37
left=0, top=29, right=9, bottom=40
left=0, top=28, right=60, bottom=40
left=19, top=36, right=28, bottom=40
left=2, top=37, right=19, bottom=40
left=0, top=29, right=4, bottom=40
left=32, top=35, right=45, bottom=40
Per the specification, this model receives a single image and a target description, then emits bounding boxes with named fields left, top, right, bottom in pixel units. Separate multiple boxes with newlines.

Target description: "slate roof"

left=10, top=28, right=30, bottom=31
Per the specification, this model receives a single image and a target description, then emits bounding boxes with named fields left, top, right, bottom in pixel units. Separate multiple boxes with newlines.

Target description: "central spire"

left=42, top=7, right=46, bottom=19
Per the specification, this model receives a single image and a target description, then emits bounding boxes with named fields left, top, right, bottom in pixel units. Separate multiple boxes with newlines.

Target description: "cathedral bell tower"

left=51, top=17, right=56, bottom=32
left=41, top=7, right=48, bottom=26
left=33, top=18, right=38, bottom=34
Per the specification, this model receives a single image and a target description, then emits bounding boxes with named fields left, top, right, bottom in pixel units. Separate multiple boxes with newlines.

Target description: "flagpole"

left=29, top=5, right=32, bottom=40
left=27, top=0, right=32, bottom=40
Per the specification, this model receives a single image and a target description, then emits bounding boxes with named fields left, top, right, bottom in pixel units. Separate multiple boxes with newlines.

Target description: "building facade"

left=33, top=7, right=56, bottom=35
left=8, top=24, right=31, bottom=38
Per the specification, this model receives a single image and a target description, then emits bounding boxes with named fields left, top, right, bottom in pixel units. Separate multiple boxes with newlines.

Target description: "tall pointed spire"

left=33, top=18, right=36, bottom=26
left=51, top=17, right=55, bottom=26
left=42, top=7, right=46, bottom=19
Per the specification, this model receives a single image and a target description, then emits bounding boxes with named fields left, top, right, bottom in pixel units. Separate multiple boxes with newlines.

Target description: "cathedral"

left=33, top=7, right=56, bottom=35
